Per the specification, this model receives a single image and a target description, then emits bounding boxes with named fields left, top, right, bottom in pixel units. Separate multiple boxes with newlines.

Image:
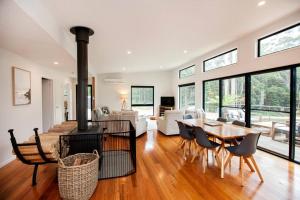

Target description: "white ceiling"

left=0, top=0, right=76, bottom=74
left=1, top=0, right=300, bottom=74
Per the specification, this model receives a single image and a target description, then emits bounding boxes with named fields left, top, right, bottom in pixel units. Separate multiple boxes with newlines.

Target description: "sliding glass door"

left=296, top=68, right=300, bottom=162
left=202, top=64, right=300, bottom=163
left=221, top=76, right=245, bottom=122
left=204, top=80, right=219, bottom=120
left=251, top=70, right=290, bottom=157
left=179, top=83, right=195, bottom=110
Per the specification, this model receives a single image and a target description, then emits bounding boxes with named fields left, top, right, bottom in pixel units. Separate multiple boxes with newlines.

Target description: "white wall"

left=96, top=71, right=173, bottom=116
left=172, top=11, right=300, bottom=110
left=0, top=48, right=71, bottom=167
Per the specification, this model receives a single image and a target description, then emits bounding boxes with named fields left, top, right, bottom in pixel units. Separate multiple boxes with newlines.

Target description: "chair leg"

left=188, top=140, right=192, bottom=155
left=177, top=138, right=184, bottom=147
left=191, top=147, right=205, bottom=163
left=176, top=139, right=185, bottom=152
left=249, top=155, right=264, bottom=182
left=191, top=146, right=198, bottom=163
left=239, top=157, right=242, bottom=169
left=240, top=156, right=244, bottom=187
left=202, top=148, right=207, bottom=173
left=216, top=146, right=222, bottom=154
left=244, top=157, right=255, bottom=172
left=183, top=141, right=187, bottom=159
left=212, top=149, right=221, bottom=167
left=32, top=164, right=39, bottom=186
left=224, top=153, right=233, bottom=169
left=191, top=145, right=202, bottom=163
left=206, top=149, right=209, bottom=163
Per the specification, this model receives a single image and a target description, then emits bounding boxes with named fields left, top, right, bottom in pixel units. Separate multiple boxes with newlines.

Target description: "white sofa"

left=119, top=111, right=147, bottom=137
left=92, top=109, right=147, bottom=137
left=157, top=110, right=184, bottom=135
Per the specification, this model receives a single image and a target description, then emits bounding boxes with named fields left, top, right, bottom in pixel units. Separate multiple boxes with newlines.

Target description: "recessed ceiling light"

left=54, top=61, right=59, bottom=65
left=257, top=1, right=266, bottom=7
left=122, top=67, right=126, bottom=71
left=183, top=50, right=188, bottom=54
left=127, top=51, right=132, bottom=55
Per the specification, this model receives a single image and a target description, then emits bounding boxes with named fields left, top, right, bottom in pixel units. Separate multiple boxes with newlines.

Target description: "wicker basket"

left=58, top=150, right=99, bottom=200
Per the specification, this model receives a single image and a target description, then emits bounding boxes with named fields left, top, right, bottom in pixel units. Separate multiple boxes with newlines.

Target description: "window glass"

left=179, top=65, right=195, bottom=78
left=259, top=24, right=300, bottom=56
left=179, top=84, right=195, bottom=109
left=204, top=49, right=237, bottom=71
left=131, top=87, right=153, bottom=105
left=204, top=80, right=219, bottom=120
left=221, top=76, right=245, bottom=122
left=131, top=86, right=154, bottom=116
left=251, top=70, right=290, bottom=157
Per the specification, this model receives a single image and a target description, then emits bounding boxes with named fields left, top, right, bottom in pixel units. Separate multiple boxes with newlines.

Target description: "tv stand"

left=159, top=106, right=174, bottom=116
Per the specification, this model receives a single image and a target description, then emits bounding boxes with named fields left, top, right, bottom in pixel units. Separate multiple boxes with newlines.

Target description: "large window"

left=296, top=67, right=300, bottom=162
left=203, top=49, right=237, bottom=72
left=202, top=64, right=300, bottom=163
left=251, top=70, right=290, bottom=156
left=179, top=65, right=195, bottom=79
left=221, top=76, right=245, bottom=122
left=131, top=86, right=154, bottom=116
left=204, top=80, right=219, bottom=120
left=179, top=83, right=195, bottom=110
left=258, top=23, right=300, bottom=57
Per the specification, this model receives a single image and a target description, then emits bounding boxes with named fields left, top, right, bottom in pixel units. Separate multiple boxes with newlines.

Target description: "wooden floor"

left=1, top=129, right=300, bottom=200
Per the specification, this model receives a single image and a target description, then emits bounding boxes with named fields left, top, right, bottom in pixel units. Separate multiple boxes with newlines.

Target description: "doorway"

left=42, top=78, right=54, bottom=132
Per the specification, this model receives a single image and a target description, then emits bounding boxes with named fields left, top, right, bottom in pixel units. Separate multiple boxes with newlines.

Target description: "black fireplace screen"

left=59, top=120, right=136, bottom=179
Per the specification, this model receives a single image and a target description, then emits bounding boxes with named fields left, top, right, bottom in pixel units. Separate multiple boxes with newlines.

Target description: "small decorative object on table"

left=204, top=120, right=223, bottom=126
left=58, top=150, right=99, bottom=200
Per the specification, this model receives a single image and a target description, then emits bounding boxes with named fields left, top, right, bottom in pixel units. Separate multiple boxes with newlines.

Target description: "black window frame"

left=203, top=80, right=220, bottom=119
left=178, top=82, right=195, bottom=109
left=221, top=76, right=246, bottom=122
left=258, top=22, right=300, bottom=57
left=202, top=63, right=300, bottom=164
left=203, top=48, right=238, bottom=72
left=131, top=86, right=154, bottom=115
left=179, top=65, right=195, bottom=79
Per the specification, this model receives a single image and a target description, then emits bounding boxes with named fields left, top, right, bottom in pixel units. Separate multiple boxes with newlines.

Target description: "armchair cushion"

left=157, top=110, right=184, bottom=135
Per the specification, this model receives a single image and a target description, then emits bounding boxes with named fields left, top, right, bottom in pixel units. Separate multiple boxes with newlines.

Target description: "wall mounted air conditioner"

left=103, top=78, right=127, bottom=84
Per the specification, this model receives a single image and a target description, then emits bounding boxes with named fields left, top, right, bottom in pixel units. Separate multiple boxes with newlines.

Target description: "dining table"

left=179, top=118, right=260, bottom=178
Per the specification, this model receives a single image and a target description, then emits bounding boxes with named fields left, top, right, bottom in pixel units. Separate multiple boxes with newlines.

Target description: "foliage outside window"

left=204, top=80, right=219, bottom=119
left=222, top=77, right=245, bottom=108
left=204, top=49, right=237, bottom=72
left=179, top=83, right=195, bottom=109
left=258, top=23, right=300, bottom=57
left=202, top=65, right=300, bottom=161
left=221, top=77, right=245, bottom=121
left=251, top=71, right=290, bottom=112
left=179, top=65, right=195, bottom=79
left=131, top=86, right=154, bottom=116
left=251, top=70, right=291, bottom=156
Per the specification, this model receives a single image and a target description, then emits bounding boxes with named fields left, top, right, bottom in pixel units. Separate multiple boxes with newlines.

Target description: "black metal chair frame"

left=8, top=128, right=57, bottom=186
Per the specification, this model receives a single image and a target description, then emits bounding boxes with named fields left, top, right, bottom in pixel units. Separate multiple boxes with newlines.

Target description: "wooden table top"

left=180, top=119, right=260, bottom=139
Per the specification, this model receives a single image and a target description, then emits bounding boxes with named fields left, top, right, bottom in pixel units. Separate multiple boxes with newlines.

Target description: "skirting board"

left=0, top=156, right=15, bottom=169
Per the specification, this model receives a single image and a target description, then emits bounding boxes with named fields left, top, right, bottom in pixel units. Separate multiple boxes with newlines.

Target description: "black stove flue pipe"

left=70, top=26, right=94, bottom=131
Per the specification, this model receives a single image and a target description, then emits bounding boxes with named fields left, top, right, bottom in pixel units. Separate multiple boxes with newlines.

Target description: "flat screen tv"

left=161, top=96, right=174, bottom=107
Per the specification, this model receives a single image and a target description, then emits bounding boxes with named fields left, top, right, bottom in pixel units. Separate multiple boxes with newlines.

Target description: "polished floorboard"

left=0, top=129, right=300, bottom=200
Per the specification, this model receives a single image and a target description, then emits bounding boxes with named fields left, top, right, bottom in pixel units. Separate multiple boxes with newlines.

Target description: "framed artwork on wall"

left=12, top=67, right=31, bottom=105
